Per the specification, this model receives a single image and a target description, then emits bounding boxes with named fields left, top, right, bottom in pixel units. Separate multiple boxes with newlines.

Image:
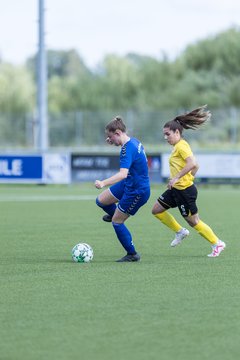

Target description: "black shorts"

left=157, top=184, right=198, bottom=217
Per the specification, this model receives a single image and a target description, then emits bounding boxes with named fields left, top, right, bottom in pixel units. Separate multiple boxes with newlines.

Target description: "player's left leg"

left=187, top=214, right=226, bottom=257
left=112, top=209, right=140, bottom=262
left=176, top=184, right=226, bottom=257
left=183, top=207, right=225, bottom=257
left=113, top=190, right=150, bottom=262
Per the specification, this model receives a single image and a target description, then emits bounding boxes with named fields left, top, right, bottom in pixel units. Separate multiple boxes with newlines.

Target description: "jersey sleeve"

left=120, top=142, right=135, bottom=169
left=178, top=141, right=193, bottom=160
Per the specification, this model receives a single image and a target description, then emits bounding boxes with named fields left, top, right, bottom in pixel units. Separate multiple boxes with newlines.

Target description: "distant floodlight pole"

left=37, top=0, right=48, bottom=151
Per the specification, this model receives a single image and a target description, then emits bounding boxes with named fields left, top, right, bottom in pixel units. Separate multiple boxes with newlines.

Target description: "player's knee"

left=96, top=197, right=104, bottom=208
left=191, top=218, right=199, bottom=227
left=185, top=217, right=198, bottom=227
left=152, top=206, right=159, bottom=215
left=152, top=204, right=159, bottom=215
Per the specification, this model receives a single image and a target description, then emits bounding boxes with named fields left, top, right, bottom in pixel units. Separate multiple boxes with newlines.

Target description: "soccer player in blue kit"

left=95, top=116, right=150, bottom=262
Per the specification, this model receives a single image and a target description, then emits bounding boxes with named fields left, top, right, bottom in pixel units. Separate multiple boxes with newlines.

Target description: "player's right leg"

left=96, top=188, right=118, bottom=220
left=96, top=180, right=125, bottom=222
left=152, top=191, right=189, bottom=247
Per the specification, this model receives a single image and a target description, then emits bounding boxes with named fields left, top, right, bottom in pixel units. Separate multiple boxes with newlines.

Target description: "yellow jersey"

left=169, top=139, right=194, bottom=190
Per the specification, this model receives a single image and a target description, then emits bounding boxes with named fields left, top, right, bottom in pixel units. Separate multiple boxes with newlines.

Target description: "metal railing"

left=0, top=107, right=239, bottom=150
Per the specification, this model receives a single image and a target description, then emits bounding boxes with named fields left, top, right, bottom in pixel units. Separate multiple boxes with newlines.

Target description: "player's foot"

left=171, top=228, right=190, bottom=247
left=116, top=253, right=141, bottom=262
left=102, top=214, right=112, bottom=222
left=207, top=240, right=226, bottom=257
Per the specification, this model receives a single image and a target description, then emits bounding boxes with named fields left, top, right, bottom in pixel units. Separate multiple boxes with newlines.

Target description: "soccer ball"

left=71, top=243, right=93, bottom=263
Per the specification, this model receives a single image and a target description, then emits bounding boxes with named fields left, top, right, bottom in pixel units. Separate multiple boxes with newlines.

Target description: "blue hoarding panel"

left=0, top=156, right=42, bottom=180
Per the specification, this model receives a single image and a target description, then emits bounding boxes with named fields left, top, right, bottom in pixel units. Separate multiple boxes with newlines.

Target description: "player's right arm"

left=95, top=168, right=128, bottom=189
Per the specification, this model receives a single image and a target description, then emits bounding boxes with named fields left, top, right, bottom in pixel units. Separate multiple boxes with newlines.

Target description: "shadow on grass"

left=0, top=253, right=210, bottom=268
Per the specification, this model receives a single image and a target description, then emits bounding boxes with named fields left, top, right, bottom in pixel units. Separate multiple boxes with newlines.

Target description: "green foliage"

left=226, top=76, right=240, bottom=106
left=183, top=27, right=240, bottom=76
left=0, top=63, right=34, bottom=113
left=29, top=27, right=240, bottom=113
left=26, top=49, right=90, bottom=79
left=1, top=27, right=240, bottom=146
left=95, top=54, right=141, bottom=109
left=0, top=63, right=35, bottom=146
left=9, top=27, right=240, bottom=114
left=164, top=70, right=226, bottom=108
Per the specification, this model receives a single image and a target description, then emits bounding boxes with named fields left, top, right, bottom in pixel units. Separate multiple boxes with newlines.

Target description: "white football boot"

left=207, top=240, right=226, bottom=257
left=171, top=228, right=190, bottom=247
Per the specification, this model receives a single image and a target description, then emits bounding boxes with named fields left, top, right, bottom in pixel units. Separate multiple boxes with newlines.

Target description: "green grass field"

left=1, top=183, right=239, bottom=360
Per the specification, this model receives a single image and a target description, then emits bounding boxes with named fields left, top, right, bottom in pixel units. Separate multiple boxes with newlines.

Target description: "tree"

left=26, top=49, right=91, bottom=79
left=182, top=27, right=240, bottom=76
left=95, top=54, right=140, bottom=109
left=0, top=63, right=34, bottom=113
left=0, top=63, right=35, bottom=145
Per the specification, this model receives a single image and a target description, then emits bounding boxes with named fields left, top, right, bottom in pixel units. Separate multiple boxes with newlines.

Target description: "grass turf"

left=0, top=184, right=239, bottom=360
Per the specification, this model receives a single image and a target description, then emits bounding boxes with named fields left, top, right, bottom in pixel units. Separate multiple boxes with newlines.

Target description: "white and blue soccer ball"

left=71, top=243, right=94, bottom=263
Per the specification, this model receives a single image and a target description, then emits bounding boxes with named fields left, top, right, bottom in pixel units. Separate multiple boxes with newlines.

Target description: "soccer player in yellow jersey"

left=152, top=105, right=226, bottom=257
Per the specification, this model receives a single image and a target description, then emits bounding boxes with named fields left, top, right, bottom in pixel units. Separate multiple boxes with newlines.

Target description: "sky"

left=0, top=0, right=239, bottom=69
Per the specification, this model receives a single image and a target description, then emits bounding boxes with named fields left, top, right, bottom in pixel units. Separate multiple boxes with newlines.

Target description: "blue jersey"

left=120, top=137, right=150, bottom=192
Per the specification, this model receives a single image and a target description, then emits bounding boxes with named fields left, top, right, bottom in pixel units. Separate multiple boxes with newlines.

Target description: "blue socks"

left=96, top=198, right=116, bottom=216
left=112, top=222, right=136, bottom=255
left=96, top=198, right=137, bottom=255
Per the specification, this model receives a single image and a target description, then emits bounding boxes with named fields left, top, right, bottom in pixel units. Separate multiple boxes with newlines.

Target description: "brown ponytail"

left=164, top=105, right=211, bottom=134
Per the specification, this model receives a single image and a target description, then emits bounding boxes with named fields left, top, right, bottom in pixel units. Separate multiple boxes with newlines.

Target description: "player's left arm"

left=190, top=160, right=199, bottom=176
left=95, top=168, right=128, bottom=189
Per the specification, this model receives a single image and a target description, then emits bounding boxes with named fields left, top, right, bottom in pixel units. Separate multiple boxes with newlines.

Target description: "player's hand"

left=167, top=177, right=178, bottom=189
left=95, top=180, right=104, bottom=189
left=106, top=137, right=113, bottom=145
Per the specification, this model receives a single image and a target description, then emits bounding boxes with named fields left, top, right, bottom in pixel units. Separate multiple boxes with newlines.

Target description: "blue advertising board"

left=0, top=155, right=42, bottom=182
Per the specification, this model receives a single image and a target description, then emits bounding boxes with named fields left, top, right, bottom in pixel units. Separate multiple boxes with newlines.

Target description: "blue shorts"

left=109, top=180, right=150, bottom=216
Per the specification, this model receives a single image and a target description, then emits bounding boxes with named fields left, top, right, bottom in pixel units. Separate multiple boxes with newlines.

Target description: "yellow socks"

left=154, top=213, right=219, bottom=246
left=154, top=212, right=182, bottom=232
left=194, top=220, right=218, bottom=245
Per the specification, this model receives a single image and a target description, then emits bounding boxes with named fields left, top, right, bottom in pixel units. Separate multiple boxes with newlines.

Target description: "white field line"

left=0, top=195, right=96, bottom=202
